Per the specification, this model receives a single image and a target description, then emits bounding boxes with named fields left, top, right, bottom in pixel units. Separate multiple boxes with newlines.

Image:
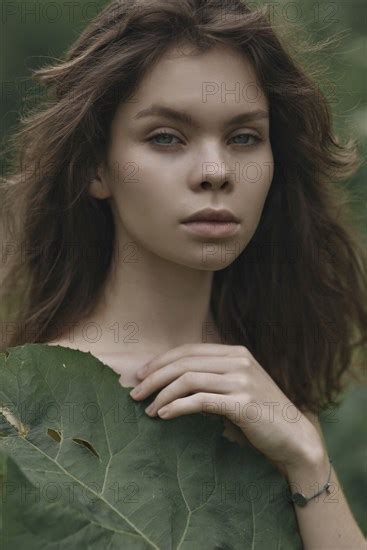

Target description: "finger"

left=131, top=355, right=247, bottom=400
left=156, top=392, right=232, bottom=419
left=145, top=372, right=236, bottom=416
left=137, top=343, right=247, bottom=379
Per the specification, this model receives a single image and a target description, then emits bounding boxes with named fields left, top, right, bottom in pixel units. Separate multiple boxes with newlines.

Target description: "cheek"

left=114, top=183, right=162, bottom=230
left=109, top=151, right=163, bottom=213
left=237, top=155, right=273, bottom=236
left=110, top=168, right=176, bottom=246
left=241, top=165, right=273, bottom=211
left=245, top=144, right=274, bottom=187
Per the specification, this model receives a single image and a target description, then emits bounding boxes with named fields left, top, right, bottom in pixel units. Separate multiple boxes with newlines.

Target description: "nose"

left=201, top=159, right=231, bottom=191
left=187, top=143, right=233, bottom=192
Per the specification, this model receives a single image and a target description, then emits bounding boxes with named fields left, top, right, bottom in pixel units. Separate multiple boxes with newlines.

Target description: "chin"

left=176, top=254, right=238, bottom=271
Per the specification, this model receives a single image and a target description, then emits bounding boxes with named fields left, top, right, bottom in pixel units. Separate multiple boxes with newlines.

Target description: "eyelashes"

left=148, top=131, right=181, bottom=147
left=147, top=130, right=262, bottom=149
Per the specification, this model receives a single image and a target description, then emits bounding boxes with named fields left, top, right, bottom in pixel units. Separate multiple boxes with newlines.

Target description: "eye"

left=148, top=131, right=182, bottom=147
left=230, top=133, right=262, bottom=146
left=147, top=131, right=262, bottom=149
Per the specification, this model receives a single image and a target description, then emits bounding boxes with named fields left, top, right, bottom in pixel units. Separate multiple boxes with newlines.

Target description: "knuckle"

left=139, top=382, right=148, bottom=393
left=237, top=375, right=248, bottom=391
left=239, top=355, right=251, bottom=369
left=232, top=345, right=251, bottom=362
left=195, top=392, right=206, bottom=401
left=181, top=371, right=195, bottom=385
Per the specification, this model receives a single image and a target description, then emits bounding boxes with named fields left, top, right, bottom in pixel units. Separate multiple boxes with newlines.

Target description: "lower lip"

left=181, top=221, right=240, bottom=237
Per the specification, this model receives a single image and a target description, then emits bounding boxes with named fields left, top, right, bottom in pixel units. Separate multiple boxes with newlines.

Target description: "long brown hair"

left=1, top=0, right=366, bottom=414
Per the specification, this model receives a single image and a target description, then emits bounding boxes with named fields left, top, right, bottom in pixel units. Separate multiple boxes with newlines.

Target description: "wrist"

left=283, top=427, right=326, bottom=477
left=285, top=446, right=331, bottom=492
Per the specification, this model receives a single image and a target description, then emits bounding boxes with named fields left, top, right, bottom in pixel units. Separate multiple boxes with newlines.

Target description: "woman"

left=1, top=0, right=366, bottom=547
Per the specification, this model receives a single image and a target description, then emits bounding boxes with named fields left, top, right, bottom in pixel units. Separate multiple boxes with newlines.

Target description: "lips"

left=181, top=208, right=240, bottom=223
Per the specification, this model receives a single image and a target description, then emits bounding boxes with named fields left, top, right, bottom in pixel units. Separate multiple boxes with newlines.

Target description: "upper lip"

left=181, top=208, right=240, bottom=223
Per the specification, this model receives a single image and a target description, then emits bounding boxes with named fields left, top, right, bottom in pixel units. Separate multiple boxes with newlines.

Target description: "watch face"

left=292, top=493, right=308, bottom=507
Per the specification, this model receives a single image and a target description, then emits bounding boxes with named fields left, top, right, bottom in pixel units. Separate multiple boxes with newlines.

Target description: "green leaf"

left=0, top=344, right=302, bottom=549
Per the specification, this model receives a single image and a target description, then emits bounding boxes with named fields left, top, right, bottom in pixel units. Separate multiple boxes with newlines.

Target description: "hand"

left=129, top=343, right=323, bottom=474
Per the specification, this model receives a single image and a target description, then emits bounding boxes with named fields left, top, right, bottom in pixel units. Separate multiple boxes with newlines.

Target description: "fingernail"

left=145, top=403, right=155, bottom=415
left=130, top=386, right=141, bottom=397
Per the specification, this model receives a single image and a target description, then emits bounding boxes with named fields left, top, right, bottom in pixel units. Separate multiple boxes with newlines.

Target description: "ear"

left=88, top=164, right=111, bottom=200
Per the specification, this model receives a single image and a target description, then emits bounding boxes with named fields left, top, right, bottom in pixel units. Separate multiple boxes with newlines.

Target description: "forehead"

left=122, top=43, right=268, bottom=118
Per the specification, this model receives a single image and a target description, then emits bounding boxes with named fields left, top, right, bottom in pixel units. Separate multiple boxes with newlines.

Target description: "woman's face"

left=90, top=43, right=274, bottom=270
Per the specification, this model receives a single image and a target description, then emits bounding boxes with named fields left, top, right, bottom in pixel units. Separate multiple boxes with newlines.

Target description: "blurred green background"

left=1, top=0, right=366, bottom=538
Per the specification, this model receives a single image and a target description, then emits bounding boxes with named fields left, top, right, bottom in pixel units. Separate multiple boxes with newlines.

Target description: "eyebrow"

left=133, top=104, right=269, bottom=128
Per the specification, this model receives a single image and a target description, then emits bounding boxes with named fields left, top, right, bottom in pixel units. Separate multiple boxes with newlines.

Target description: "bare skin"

left=47, top=42, right=272, bottom=447
left=44, top=42, right=366, bottom=549
left=47, top=42, right=273, bottom=395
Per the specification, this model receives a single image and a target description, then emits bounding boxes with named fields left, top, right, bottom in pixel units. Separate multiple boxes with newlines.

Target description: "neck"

left=66, top=238, right=221, bottom=357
